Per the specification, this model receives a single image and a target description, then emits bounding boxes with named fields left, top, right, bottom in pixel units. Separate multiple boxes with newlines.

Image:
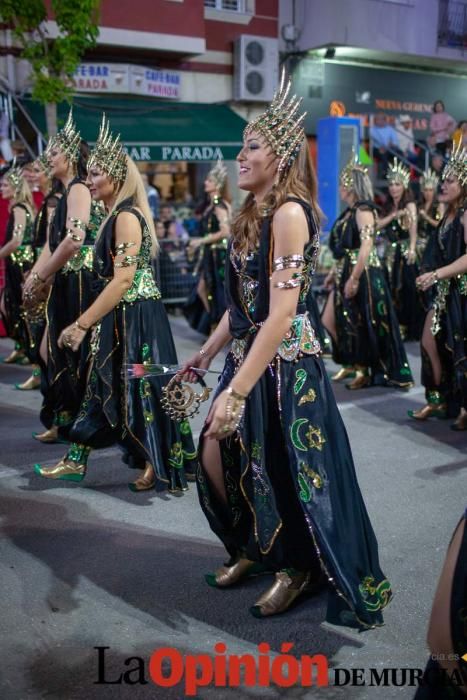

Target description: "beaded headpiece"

left=243, top=68, right=306, bottom=178
left=207, top=158, right=227, bottom=190
left=46, top=108, right=81, bottom=164
left=340, top=149, right=368, bottom=188
left=35, top=152, right=52, bottom=178
left=420, top=168, right=439, bottom=190
left=442, top=141, right=467, bottom=186
left=88, top=114, right=128, bottom=184
left=4, top=163, right=24, bottom=194
left=386, top=158, right=410, bottom=189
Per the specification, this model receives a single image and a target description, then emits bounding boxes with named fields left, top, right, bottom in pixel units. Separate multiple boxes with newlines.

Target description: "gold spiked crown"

left=4, top=164, right=24, bottom=194
left=340, top=149, right=368, bottom=188
left=244, top=69, right=306, bottom=178
left=88, top=114, right=127, bottom=184
left=35, top=152, right=52, bottom=178
left=442, top=141, right=467, bottom=186
left=46, top=108, right=81, bottom=164
left=207, top=157, right=227, bottom=189
left=420, top=168, right=439, bottom=190
left=386, top=158, right=411, bottom=189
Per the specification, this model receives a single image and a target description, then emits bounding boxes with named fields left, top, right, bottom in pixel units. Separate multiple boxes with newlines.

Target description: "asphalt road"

left=0, top=315, right=465, bottom=700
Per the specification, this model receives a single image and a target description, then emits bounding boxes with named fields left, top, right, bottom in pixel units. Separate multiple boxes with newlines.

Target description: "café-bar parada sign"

left=123, top=145, right=240, bottom=161
left=72, top=63, right=181, bottom=99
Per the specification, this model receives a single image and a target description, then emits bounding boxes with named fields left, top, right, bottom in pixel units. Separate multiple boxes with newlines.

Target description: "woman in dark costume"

left=184, top=160, right=231, bottom=335
left=180, top=74, right=392, bottom=627
left=409, top=144, right=467, bottom=430
left=35, top=117, right=197, bottom=491
left=23, top=109, right=105, bottom=444
left=0, top=165, right=35, bottom=364
left=19, top=154, right=62, bottom=390
left=321, top=155, right=413, bottom=389
left=377, top=159, right=425, bottom=340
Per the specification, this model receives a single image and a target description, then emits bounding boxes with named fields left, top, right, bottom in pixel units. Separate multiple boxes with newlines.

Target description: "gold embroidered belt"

left=61, top=245, right=94, bottom=274
left=122, top=268, right=161, bottom=303
left=10, top=245, right=34, bottom=266
left=231, top=312, right=321, bottom=367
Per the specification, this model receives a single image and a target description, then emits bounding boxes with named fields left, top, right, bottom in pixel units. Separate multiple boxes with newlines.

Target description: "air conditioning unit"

left=233, top=35, right=278, bottom=102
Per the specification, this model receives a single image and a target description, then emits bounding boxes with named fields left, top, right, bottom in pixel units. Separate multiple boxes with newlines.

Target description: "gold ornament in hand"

left=161, top=374, right=212, bottom=421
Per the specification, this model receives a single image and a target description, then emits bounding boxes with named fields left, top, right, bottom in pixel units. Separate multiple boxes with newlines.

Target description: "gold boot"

left=34, top=459, right=86, bottom=482
left=205, top=557, right=266, bottom=588
left=408, top=403, right=447, bottom=420
left=250, top=570, right=311, bottom=618
left=331, top=367, right=355, bottom=382
left=3, top=349, right=27, bottom=364
left=346, top=369, right=371, bottom=390
left=128, top=462, right=155, bottom=492
left=16, top=369, right=41, bottom=391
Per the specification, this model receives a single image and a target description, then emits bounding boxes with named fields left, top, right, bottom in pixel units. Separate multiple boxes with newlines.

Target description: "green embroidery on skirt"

left=139, top=379, right=151, bottom=399
left=293, top=369, right=307, bottom=394
left=179, top=419, right=191, bottom=435
left=168, top=442, right=183, bottom=469
left=359, top=576, right=392, bottom=612
left=298, top=472, right=312, bottom=502
left=143, top=409, right=154, bottom=424
left=298, top=463, right=324, bottom=503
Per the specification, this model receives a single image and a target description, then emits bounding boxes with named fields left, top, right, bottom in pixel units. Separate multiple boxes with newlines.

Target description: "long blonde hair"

left=232, top=139, right=321, bottom=256
left=99, top=156, right=158, bottom=256
left=5, top=171, right=35, bottom=215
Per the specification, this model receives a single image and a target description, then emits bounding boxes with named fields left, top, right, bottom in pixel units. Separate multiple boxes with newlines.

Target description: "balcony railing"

left=438, top=0, right=467, bottom=48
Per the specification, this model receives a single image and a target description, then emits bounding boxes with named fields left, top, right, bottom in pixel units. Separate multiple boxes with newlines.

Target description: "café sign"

left=123, top=145, right=240, bottom=161
left=72, top=63, right=181, bottom=99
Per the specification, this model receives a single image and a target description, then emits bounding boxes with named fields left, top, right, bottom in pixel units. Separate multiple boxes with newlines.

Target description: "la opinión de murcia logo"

left=94, top=645, right=467, bottom=694
left=94, top=644, right=328, bottom=694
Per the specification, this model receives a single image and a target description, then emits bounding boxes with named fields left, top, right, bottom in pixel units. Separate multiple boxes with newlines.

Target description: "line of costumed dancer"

left=0, top=76, right=393, bottom=627
left=321, top=155, right=414, bottom=389
left=410, top=143, right=467, bottom=430
left=2, top=111, right=197, bottom=491
left=179, top=73, right=393, bottom=626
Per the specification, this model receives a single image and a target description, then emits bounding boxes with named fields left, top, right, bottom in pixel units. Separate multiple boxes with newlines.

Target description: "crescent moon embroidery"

left=290, top=418, right=309, bottom=452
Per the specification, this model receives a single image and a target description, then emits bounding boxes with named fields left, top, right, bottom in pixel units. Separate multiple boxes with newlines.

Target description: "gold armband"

left=67, top=217, right=87, bottom=233
left=66, top=228, right=84, bottom=242
left=272, top=254, right=305, bottom=272
left=114, top=255, right=138, bottom=268
left=12, top=224, right=24, bottom=238
left=115, top=241, right=136, bottom=256
left=273, top=272, right=304, bottom=289
left=359, top=223, right=375, bottom=241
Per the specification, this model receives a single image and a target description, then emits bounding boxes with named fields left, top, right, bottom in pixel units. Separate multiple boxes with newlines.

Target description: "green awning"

left=20, top=96, right=247, bottom=161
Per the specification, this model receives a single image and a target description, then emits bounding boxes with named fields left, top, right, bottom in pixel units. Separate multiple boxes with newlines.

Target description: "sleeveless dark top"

left=329, top=200, right=377, bottom=259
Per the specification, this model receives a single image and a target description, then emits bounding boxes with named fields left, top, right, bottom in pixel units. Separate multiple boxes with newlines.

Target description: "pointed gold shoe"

left=128, top=462, right=155, bottom=492
left=408, top=403, right=447, bottom=420
left=34, top=459, right=86, bottom=482
left=3, top=349, right=27, bottom=364
left=33, top=426, right=60, bottom=444
left=346, top=370, right=371, bottom=390
left=205, top=557, right=265, bottom=588
left=451, top=411, right=467, bottom=431
left=331, top=367, right=355, bottom=382
left=16, top=372, right=41, bottom=391
left=250, top=570, right=312, bottom=618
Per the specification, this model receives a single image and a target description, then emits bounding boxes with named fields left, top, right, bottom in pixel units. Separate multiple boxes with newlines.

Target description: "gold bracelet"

left=432, top=270, right=439, bottom=284
left=226, top=385, right=247, bottom=401
left=75, top=320, right=89, bottom=332
left=32, top=271, right=46, bottom=284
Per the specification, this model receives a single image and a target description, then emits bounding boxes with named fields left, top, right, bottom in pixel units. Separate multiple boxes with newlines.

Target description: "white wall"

left=280, top=0, right=466, bottom=60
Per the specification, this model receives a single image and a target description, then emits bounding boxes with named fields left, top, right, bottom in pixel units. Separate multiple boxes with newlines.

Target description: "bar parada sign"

left=123, top=145, right=241, bottom=161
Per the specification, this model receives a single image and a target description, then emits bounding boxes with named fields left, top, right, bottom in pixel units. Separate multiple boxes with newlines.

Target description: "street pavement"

left=0, top=315, right=465, bottom=700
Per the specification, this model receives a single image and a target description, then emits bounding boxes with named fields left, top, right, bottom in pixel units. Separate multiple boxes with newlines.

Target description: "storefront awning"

left=20, top=96, right=247, bottom=161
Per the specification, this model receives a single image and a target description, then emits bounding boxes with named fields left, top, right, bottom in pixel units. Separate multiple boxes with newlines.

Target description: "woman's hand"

left=416, top=271, right=437, bottom=291
left=188, top=237, right=204, bottom=250
left=58, top=322, right=87, bottom=352
left=405, top=248, right=417, bottom=264
left=344, top=275, right=359, bottom=299
left=177, top=350, right=212, bottom=384
left=204, top=389, right=239, bottom=441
